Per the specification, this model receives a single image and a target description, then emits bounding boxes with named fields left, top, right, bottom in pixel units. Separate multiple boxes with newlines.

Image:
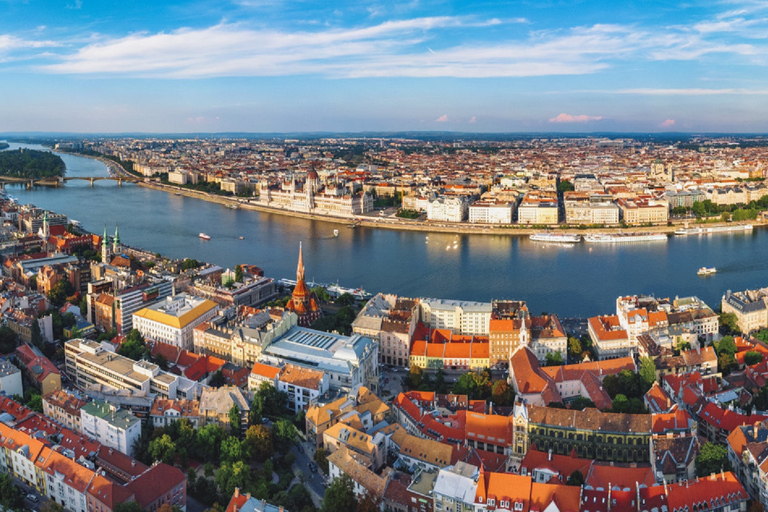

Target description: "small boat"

left=239, top=236, right=244, bottom=240
left=199, top=233, right=211, bottom=240
left=227, top=204, right=238, bottom=210
left=697, top=267, right=717, bottom=276
left=175, top=192, right=181, bottom=196
left=333, top=229, right=339, bottom=237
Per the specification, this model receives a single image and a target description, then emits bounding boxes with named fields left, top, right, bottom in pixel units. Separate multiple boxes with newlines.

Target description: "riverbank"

left=138, top=180, right=768, bottom=236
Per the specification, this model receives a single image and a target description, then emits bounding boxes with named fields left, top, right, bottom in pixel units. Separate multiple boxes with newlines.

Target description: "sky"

left=2, top=0, right=768, bottom=133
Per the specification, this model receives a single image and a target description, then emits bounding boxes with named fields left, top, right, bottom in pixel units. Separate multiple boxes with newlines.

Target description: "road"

left=289, top=440, right=326, bottom=507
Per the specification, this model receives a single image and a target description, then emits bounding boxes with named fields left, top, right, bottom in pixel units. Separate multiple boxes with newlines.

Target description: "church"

left=285, top=243, right=322, bottom=327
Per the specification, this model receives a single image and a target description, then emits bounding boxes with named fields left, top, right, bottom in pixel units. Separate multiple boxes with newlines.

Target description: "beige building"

left=199, top=385, right=250, bottom=432
left=722, top=289, right=768, bottom=334
left=564, top=194, right=620, bottom=225
left=468, top=200, right=514, bottom=224
left=42, top=389, right=88, bottom=432
left=133, top=294, right=219, bottom=352
left=618, top=196, right=669, bottom=225
left=517, top=191, right=558, bottom=225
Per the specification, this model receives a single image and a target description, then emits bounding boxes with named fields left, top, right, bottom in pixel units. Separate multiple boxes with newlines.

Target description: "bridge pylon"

left=90, top=177, right=94, bottom=187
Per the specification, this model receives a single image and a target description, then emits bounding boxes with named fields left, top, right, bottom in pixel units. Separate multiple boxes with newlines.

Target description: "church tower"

left=41, top=211, right=50, bottom=239
left=101, top=225, right=111, bottom=264
left=113, top=224, right=120, bottom=254
left=284, top=242, right=322, bottom=327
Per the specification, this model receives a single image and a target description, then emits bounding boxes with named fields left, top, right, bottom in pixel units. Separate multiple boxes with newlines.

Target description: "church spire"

left=113, top=224, right=120, bottom=252
left=102, top=225, right=108, bottom=247
left=296, top=242, right=305, bottom=283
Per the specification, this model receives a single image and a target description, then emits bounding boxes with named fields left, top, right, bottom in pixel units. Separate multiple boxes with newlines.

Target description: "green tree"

left=215, top=460, right=252, bottom=499
left=612, top=393, right=629, bottom=413
left=148, top=434, right=177, bottom=465
left=30, top=320, right=44, bottom=349
left=408, top=366, right=423, bottom=389
left=322, top=475, right=357, bottom=512
left=48, top=279, right=75, bottom=308
left=0, top=325, right=19, bottom=354
left=182, top=258, right=199, bottom=270
left=27, top=393, right=43, bottom=412
left=336, top=293, right=356, bottom=307
left=557, top=180, right=575, bottom=193
left=209, top=369, right=226, bottom=387
left=315, top=446, right=330, bottom=473
left=312, top=286, right=333, bottom=302
left=695, top=442, right=732, bottom=477
left=453, top=372, right=479, bottom=398
left=221, top=436, right=249, bottom=463
left=639, top=357, right=657, bottom=390
left=566, top=470, right=584, bottom=486
left=715, top=335, right=737, bottom=356
left=719, top=312, right=739, bottom=335
left=245, top=424, right=273, bottom=462
left=235, top=265, right=243, bottom=283
left=272, top=418, right=297, bottom=453
left=719, top=353, right=737, bottom=375
left=745, top=351, right=764, bottom=366
left=434, top=368, right=447, bottom=394
left=0, top=472, right=23, bottom=511
left=196, top=423, right=227, bottom=463
left=117, top=329, right=148, bottom=360
left=568, top=337, right=582, bottom=360
left=570, top=396, right=596, bottom=410
left=229, top=404, right=241, bottom=433
left=692, top=201, right=706, bottom=217
left=114, top=502, right=145, bottom=512
left=251, top=381, right=288, bottom=419
left=545, top=352, right=563, bottom=366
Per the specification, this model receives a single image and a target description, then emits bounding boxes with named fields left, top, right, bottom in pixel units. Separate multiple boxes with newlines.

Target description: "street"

left=289, top=440, right=326, bottom=507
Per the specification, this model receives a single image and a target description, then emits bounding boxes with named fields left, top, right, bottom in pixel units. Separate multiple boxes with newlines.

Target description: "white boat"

left=583, top=233, right=667, bottom=243
left=529, top=232, right=582, bottom=243
left=697, top=267, right=717, bottom=276
left=333, top=229, right=339, bottom=237
left=675, top=224, right=753, bottom=236
left=226, top=204, right=238, bottom=210
left=199, top=233, right=211, bottom=240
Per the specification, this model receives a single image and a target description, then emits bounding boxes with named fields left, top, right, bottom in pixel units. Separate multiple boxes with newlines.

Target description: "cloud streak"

left=549, top=113, right=603, bottom=123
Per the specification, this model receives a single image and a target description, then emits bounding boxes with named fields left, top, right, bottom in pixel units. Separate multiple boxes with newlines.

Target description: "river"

left=2, top=142, right=767, bottom=318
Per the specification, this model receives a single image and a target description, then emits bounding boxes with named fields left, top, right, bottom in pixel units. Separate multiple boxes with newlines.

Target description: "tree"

left=27, top=393, right=43, bottom=412
left=272, top=418, right=297, bottom=453
left=692, top=201, right=706, bottom=218
left=48, top=279, right=75, bottom=308
left=491, top=380, right=513, bottom=406
left=117, top=329, right=148, bottom=360
left=434, top=368, right=447, bottom=394
left=209, top=369, right=226, bottom=388
left=114, top=502, right=145, bottom=512
left=357, top=492, right=382, bottom=512
left=639, top=357, right=657, bottom=390
left=612, top=394, right=629, bottom=413
left=570, top=396, right=595, bottom=410
left=336, top=293, right=356, bottom=307
left=322, top=475, right=357, bottom=512
left=221, top=436, right=249, bottom=463
left=566, top=470, right=584, bottom=486
left=568, top=337, right=582, bottom=360
left=557, top=180, right=574, bottom=193
left=196, top=423, right=227, bottom=463
left=245, top=425, right=273, bottom=462
left=453, top=372, right=479, bottom=398
left=545, top=352, right=563, bottom=366
left=215, top=460, right=252, bottom=500
left=0, top=472, right=23, bottom=511
left=695, top=442, right=731, bottom=477
left=312, top=286, right=333, bottom=302
left=42, top=502, right=66, bottom=512
left=719, top=312, right=739, bottom=335
left=0, top=325, right=19, bottom=354
left=148, top=434, right=177, bottom=465
left=315, top=446, right=330, bottom=473
left=31, top=320, right=44, bottom=348
left=251, top=381, right=288, bottom=419
left=745, top=351, right=764, bottom=366
left=182, top=258, right=199, bottom=270
left=229, top=404, right=241, bottom=433
left=719, top=353, right=737, bottom=375
left=408, top=366, right=423, bottom=389
left=715, top=336, right=737, bottom=357
left=235, top=265, right=243, bottom=283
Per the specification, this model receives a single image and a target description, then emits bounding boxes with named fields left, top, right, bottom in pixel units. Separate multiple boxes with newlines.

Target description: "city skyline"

left=3, top=0, right=768, bottom=133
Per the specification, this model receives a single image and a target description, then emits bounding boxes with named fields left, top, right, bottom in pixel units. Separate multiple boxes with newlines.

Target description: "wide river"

left=3, top=142, right=767, bottom=318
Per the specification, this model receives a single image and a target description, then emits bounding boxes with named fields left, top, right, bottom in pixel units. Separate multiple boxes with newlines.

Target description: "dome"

left=307, top=169, right=319, bottom=180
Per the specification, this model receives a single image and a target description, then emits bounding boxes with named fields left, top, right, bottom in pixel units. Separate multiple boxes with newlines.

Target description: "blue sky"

left=2, top=0, right=768, bottom=133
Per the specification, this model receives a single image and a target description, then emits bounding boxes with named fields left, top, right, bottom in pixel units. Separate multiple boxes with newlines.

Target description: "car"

left=27, top=494, right=39, bottom=503
left=310, top=463, right=317, bottom=473
left=261, top=417, right=269, bottom=423
left=297, top=445, right=304, bottom=453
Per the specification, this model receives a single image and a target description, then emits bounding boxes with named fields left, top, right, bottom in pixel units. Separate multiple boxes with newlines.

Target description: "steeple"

left=113, top=224, right=120, bottom=253
left=297, top=242, right=305, bottom=282
left=41, top=211, right=50, bottom=239
left=102, top=224, right=111, bottom=263
left=102, top=225, right=108, bottom=247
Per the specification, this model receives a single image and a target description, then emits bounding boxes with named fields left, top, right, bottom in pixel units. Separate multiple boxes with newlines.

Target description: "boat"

left=529, top=232, right=582, bottom=243
left=226, top=204, right=238, bottom=210
left=583, top=233, right=667, bottom=243
left=675, top=224, right=753, bottom=236
left=174, top=192, right=181, bottom=196
left=333, top=229, right=339, bottom=237
left=239, top=236, right=244, bottom=240
left=199, top=233, right=211, bottom=240
left=697, top=267, right=717, bottom=276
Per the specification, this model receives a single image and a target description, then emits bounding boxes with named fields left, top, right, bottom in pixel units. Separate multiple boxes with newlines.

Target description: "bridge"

left=0, top=176, right=142, bottom=188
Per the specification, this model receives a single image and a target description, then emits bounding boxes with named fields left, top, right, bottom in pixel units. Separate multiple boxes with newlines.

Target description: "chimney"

left=234, top=488, right=240, bottom=498
left=754, top=422, right=759, bottom=439
left=548, top=449, right=552, bottom=461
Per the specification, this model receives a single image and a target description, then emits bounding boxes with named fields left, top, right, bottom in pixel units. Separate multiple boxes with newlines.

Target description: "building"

left=651, top=434, right=699, bottom=483
left=113, top=279, right=175, bottom=334
left=324, top=421, right=387, bottom=471
left=14, top=343, right=61, bottom=396
left=427, top=196, right=469, bottom=223
left=262, top=326, right=378, bottom=393
left=248, top=361, right=282, bottom=390
left=276, top=363, right=329, bottom=413
left=80, top=399, right=142, bottom=457
left=722, top=288, right=768, bottom=334
left=0, top=359, right=22, bottom=398
left=618, top=196, right=669, bottom=225
left=42, top=389, right=88, bottom=431
left=468, top=201, right=514, bottom=224
left=517, top=191, right=558, bottom=225
left=588, top=315, right=632, bottom=360
left=433, top=462, right=479, bottom=512
left=65, top=338, right=194, bottom=400
left=133, top=293, right=219, bottom=351
left=199, top=385, right=250, bottom=432
left=420, top=298, right=492, bottom=336
left=305, top=387, right=389, bottom=447
left=284, top=244, right=322, bottom=327
left=150, top=398, right=200, bottom=428
left=226, top=488, right=285, bottom=512
left=563, top=194, right=620, bottom=225
left=258, top=174, right=373, bottom=217
left=327, top=445, right=389, bottom=501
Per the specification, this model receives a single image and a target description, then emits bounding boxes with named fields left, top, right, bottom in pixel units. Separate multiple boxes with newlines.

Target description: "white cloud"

left=435, top=114, right=448, bottom=122
left=660, top=119, right=675, bottom=128
left=549, top=113, right=603, bottom=123
left=615, top=88, right=768, bottom=95
left=468, top=116, right=477, bottom=124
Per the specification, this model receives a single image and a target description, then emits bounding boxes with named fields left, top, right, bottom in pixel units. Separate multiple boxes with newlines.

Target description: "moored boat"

left=199, top=233, right=211, bottom=240
left=583, top=233, right=667, bottom=243
left=675, top=224, right=753, bottom=236
left=529, top=232, right=582, bottom=243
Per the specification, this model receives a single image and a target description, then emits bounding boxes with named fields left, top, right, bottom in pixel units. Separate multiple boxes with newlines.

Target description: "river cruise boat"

left=674, top=224, right=753, bottom=235
left=698, top=267, right=717, bottom=276
left=529, top=232, right=582, bottom=243
left=199, top=233, right=211, bottom=240
left=583, top=233, right=668, bottom=243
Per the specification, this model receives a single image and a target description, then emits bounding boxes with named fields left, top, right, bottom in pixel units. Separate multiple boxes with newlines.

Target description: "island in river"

left=0, top=148, right=66, bottom=179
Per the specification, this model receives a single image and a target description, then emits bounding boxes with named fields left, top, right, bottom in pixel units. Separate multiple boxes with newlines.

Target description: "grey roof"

left=422, top=298, right=492, bottom=313
left=235, top=496, right=285, bottom=512
left=199, top=385, right=250, bottom=415
left=433, top=465, right=478, bottom=504
left=0, top=360, right=20, bottom=378
left=264, top=326, right=374, bottom=375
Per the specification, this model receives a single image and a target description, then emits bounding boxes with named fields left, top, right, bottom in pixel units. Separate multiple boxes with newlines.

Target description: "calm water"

left=3, top=142, right=768, bottom=317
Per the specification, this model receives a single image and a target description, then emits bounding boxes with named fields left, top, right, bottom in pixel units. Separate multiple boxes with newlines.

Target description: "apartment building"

left=81, top=400, right=142, bottom=457
left=618, top=196, right=669, bottom=225
left=468, top=200, right=514, bottom=224
left=42, top=389, right=88, bottom=431
left=427, top=196, right=469, bottom=223
left=420, top=298, right=492, bottom=336
left=133, top=293, right=219, bottom=351
left=722, top=288, right=768, bottom=334
left=517, top=192, right=558, bottom=225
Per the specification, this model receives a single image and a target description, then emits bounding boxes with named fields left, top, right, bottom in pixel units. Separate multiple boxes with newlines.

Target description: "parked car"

left=27, top=495, right=39, bottom=503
